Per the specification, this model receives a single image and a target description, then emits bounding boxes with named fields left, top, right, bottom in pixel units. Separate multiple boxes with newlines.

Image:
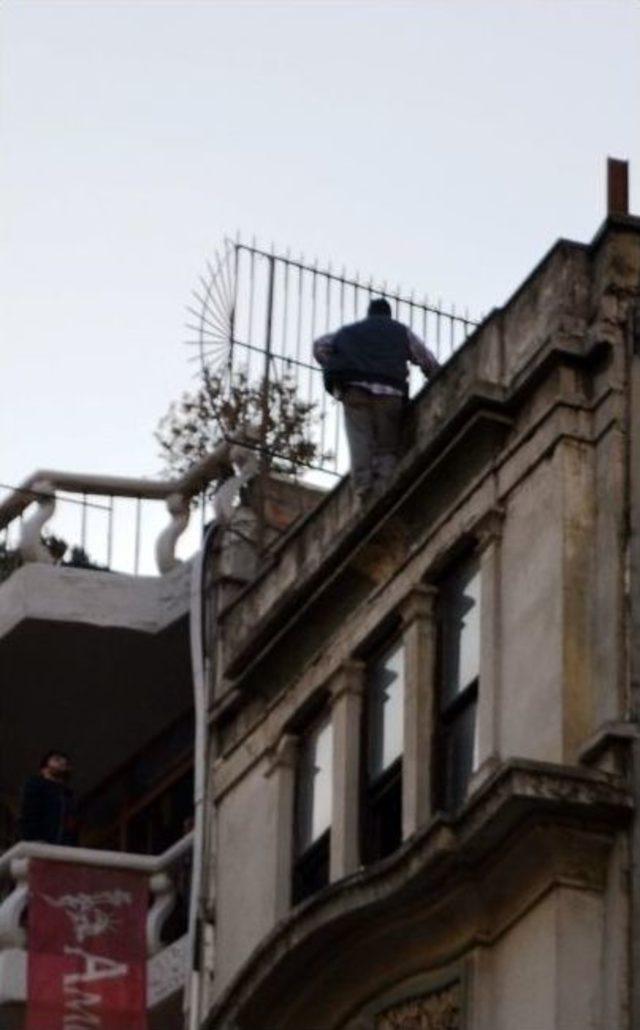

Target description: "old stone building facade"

left=196, top=211, right=640, bottom=1029
left=1, top=201, right=639, bottom=1030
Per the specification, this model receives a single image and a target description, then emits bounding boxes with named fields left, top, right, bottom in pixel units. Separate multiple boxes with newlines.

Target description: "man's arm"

left=406, top=328, right=440, bottom=378
left=313, top=332, right=335, bottom=367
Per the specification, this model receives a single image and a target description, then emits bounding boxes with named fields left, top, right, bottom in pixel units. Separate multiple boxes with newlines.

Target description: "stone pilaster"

left=264, top=732, right=298, bottom=920
left=471, top=507, right=504, bottom=790
left=400, top=584, right=438, bottom=839
left=329, top=661, right=365, bottom=881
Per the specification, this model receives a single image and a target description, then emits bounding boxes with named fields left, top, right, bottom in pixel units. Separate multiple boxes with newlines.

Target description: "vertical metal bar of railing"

left=107, top=496, right=114, bottom=569
left=80, top=494, right=88, bottom=553
left=295, top=261, right=304, bottom=366
left=229, top=241, right=239, bottom=375
left=134, top=498, right=141, bottom=575
left=282, top=253, right=290, bottom=357
left=324, top=265, right=331, bottom=333
left=247, top=241, right=256, bottom=348
left=309, top=264, right=318, bottom=406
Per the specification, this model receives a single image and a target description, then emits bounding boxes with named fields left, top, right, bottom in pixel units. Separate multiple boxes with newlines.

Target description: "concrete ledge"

left=0, top=560, right=192, bottom=639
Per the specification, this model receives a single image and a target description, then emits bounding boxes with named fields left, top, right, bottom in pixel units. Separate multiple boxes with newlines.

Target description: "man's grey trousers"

left=342, top=386, right=404, bottom=497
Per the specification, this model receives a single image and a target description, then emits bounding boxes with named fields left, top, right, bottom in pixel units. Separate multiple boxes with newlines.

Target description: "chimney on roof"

left=607, top=157, right=629, bottom=216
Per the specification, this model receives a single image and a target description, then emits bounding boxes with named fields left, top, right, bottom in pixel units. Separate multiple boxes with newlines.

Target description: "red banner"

left=27, top=859, right=148, bottom=1030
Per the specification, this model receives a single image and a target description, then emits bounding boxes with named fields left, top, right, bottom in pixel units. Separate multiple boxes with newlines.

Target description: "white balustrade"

left=0, top=832, right=195, bottom=1010
left=18, top=481, right=56, bottom=565
left=0, top=438, right=262, bottom=578
left=155, top=493, right=191, bottom=574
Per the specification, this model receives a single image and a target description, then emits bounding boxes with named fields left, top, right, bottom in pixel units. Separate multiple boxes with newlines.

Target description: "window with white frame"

left=436, top=555, right=481, bottom=812
left=362, top=638, right=405, bottom=863
left=292, top=712, right=333, bottom=904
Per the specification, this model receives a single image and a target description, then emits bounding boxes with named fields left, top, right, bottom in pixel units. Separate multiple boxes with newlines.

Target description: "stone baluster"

left=214, top=443, right=260, bottom=602
left=0, top=858, right=30, bottom=949
left=146, top=870, right=176, bottom=956
left=213, top=442, right=260, bottom=525
left=155, top=493, right=190, bottom=574
left=18, top=481, right=56, bottom=564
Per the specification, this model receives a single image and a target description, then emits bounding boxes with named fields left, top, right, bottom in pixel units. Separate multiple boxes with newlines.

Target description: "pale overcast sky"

left=2, top=0, right=639, bottom=501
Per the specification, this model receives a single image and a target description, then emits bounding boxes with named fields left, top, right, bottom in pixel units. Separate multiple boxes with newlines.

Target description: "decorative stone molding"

left=398, top=584, right=437, bottom=628
left=18, top=480, right=56, bottom=564
left=155, top=492, right=190, bottom=574
left=328, top=660, right=365, bottom=704
left=472, top=505, right=505, bottom=553
left=264, top=732, right=298, bottom=777
left=375, top=982, right=461, bottom=1029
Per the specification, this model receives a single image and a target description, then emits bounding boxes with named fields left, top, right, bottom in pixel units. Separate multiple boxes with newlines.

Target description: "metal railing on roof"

left=187, top=238, right=479, bottom=485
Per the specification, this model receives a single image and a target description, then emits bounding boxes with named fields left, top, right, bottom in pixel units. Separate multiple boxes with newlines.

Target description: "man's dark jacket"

left=19, top=775, right=78, bottom=845
left=323, top=315, right=411, bottom=395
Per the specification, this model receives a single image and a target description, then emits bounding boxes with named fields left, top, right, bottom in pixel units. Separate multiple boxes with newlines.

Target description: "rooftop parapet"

left=215, top=215, right=640, bottom=688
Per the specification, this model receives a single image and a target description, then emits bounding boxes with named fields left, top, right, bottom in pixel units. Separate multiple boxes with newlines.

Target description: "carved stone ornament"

left=375, top=982, right=461, bottom=1030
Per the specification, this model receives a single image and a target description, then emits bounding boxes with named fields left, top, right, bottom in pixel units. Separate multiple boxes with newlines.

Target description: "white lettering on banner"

left=61, top=947, right=130, bottom=1029
left=44, top=890, right=133, bottom=944
left=63, top=986, right=101, bottom=1027
left=63, top=946, right=129, bottom=986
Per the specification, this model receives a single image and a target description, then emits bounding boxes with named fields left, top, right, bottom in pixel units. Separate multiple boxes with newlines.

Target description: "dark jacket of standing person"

left=313, top=297, right=440, bottom=500
left=19, top=751, right=79, bottom=846
left=321, top=314, right=413, bottom=395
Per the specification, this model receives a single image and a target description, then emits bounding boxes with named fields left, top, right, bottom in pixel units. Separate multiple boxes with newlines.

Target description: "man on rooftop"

left=314, top=297, right=440, bottom=502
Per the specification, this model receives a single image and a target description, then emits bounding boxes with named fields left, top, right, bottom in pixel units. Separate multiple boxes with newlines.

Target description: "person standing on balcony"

left=314, top=297, right=440, bottom=501
left=18, top=750, right=79, bottom=846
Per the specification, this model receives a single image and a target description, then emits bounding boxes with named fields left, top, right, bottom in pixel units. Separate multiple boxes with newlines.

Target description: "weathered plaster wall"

left=499, top=455, right=563, bottom=762
left=214, top=758, right=278, bottom=993
left=484, top=888, right=603, bottom=1030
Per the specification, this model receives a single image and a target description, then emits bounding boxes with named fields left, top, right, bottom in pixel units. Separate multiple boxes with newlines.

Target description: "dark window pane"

left=363, top=760, right=402, bottom=864
left=367, top=641, right=404, bottom=781
left=441, top=695, right=478, bottom=812
left=292, top=830, right=330, bottom=905
left=440, top=559, right=480, bottom=709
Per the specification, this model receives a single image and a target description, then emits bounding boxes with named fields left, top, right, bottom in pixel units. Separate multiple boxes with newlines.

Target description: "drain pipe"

left=627, top=290, right=640, bottom=1030
left=185, top=520, right=219, bottom=1030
